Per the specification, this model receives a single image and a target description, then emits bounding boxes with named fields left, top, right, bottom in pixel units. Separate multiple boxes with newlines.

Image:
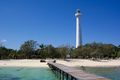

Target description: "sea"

left=1, top=67, right=120, bottom=80
left=0, top=67, right=58, bottom=80
left=80, top=66, right=120, bottom=80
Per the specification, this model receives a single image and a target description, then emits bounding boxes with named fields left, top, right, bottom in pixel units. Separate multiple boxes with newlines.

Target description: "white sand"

left=0, top=59, right=48, bottom=67
left=57, top=59, right=120, bottom=67
left=0, top=59, right=120, bottom=67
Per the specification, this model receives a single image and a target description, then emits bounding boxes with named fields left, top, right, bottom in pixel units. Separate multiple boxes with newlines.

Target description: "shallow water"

left=0, top=67, right=58, bottom=80
left=80, top=67, right=120, bottom=80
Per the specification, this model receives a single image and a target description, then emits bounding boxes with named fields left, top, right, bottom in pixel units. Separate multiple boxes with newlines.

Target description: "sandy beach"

left=0, top=59, right=48, bottom=67
left=58, top=59, right=120, bottom=67
left=0, top=59, right=120, bottom=67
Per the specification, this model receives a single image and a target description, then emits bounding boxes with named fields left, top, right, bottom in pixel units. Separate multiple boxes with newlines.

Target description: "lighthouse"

left=75, top=9, right=82, bottom=48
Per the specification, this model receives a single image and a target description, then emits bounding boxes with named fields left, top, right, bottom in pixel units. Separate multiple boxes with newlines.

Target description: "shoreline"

left=0, top=59, right=48, bottom=68
left=0, top=59, right=120, bottom=68
left=57, top=59, right=120, bottom=67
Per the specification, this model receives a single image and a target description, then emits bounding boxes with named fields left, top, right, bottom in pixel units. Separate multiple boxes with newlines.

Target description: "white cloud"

left=0, top=39, right=7, bottom=43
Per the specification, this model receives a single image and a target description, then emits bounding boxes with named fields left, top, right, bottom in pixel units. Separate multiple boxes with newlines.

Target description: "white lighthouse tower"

left=75, top=9, right=82, bottom=48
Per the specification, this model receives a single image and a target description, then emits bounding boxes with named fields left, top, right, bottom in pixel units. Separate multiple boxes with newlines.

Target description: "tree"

left=56, top=45, right=70, bottom=59
left=72, top=42, right=118, bottom=59
left=8, top=50, right=17, bottom=59
left=0, top=47, right=9, bottom=59
left=37, top=44, right=57, bottom=58
left=74, top=45, right=94, bottom=59
left=20, top=40, right=38, bottom=58
left=117, top=45, right=120, bottom=58
left=45, top=45, right=56, bottom=58
left=117, top=51, right=120, bottom=57
left=37, top=44, right=47, bottom=58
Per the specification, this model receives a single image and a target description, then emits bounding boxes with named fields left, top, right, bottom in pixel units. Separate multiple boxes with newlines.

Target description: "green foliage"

left=72, top=42, right=119, bottom=59
left=56, top=45, right=72, bottom=59
left=0, top=47, right=9, bottom=59
left=37, top=44, right=48, bottom=58
left=37, top=44, right=61, bottom=58
left=0, top=40, right=119, bottom=59
left=8, top=49, right=17, bottom=59
left=46, top=45, right=58, bottom=58
left=117, top=51, right=120, bottom=57
left=20, top=40, right=38, bottom=58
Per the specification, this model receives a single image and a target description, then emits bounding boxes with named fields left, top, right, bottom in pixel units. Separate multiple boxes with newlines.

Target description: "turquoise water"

left=0, top=67, right=58, bottom=80
left=1, top=67, right=120, bottom=80
left=80, top=67, right=120, bottom=80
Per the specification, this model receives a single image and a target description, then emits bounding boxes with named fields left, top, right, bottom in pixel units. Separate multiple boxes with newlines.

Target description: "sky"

left=0, top=0, right=120, bottom=49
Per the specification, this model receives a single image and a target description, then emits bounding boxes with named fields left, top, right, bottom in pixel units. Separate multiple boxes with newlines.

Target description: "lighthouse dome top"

left=76, top=9, right=80, bottom=13
left=75, top=9, right=81, bottom=17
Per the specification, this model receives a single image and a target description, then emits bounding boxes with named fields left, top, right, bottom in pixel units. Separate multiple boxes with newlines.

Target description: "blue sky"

left=0, top=0, right=120, bottom=49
